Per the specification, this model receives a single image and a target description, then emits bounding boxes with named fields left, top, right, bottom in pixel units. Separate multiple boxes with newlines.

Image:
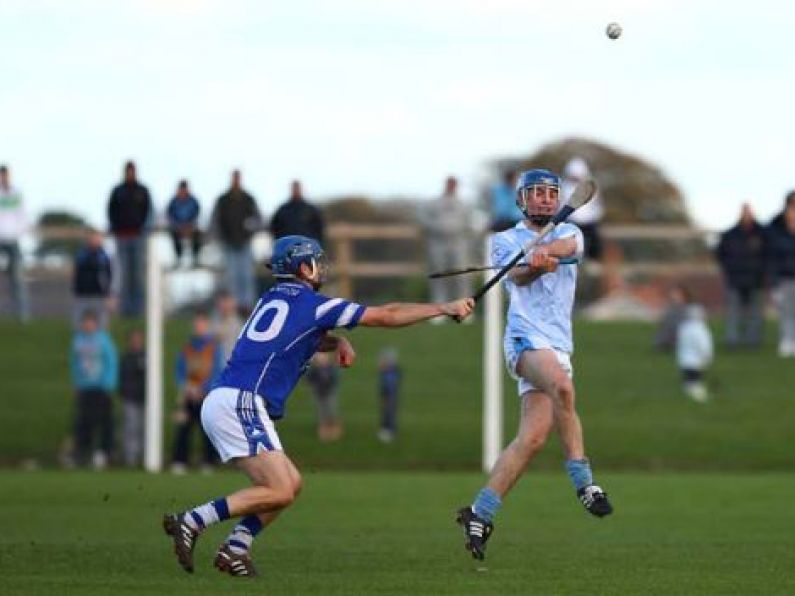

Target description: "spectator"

left=211, top=289, right=243, bottom=363
left=654, top=285, right=689, bottom=352
left=306, top=352, right=342, bottom=441
left=676, top=301, right=714, bottom=403
left=420, top=176, right=475, bottom=319
left=119, top=328, right=146, bottom=467
left=715, top=203, right=767, bottom=348
left=70, top=309, right=118, bottom=468
left=0, top=164, right=30, bottom=321
left=171, top=311, right=223, bottom=474
left=270, top=180, right=325, bottom=244
left=210, top=170, right=261, bottom=310
left=377, top=348, right=402, bottom=443
left=166, top=179, right=202, bottom=268
left=107, top=161, right=152, bottom=317
left=489, top=169, right=523, bottom=233
left=768, top=190, right=795, bottom=233
left=562, top=156, right=604, bottom=261
left=72, top=228, right=113, bottom=328
left=767, top=204, right=795, bottom=357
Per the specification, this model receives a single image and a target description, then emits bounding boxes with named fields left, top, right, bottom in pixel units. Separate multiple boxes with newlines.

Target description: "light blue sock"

left=565, top=459, right=593, bottom=491
left=472, top=487, right=502, bottom=522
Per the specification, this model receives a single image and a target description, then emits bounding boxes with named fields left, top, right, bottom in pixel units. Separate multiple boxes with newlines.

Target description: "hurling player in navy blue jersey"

left=164, top=235, right=474, bottom=577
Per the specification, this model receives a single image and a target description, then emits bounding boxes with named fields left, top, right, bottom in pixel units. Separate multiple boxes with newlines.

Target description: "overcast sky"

left=2, top=0, right=794, bottom=230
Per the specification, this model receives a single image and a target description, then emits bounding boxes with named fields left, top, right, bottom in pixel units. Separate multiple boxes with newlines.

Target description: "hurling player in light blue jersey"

left=164, top=235, right=474, bottom=577
left=456, top=169, right=613, bottom=562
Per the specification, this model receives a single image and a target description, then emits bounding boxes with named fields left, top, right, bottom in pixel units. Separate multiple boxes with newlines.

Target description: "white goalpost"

left=482, top=236, right=503, bottom=473
left=144, top=233, right=164, bottom=473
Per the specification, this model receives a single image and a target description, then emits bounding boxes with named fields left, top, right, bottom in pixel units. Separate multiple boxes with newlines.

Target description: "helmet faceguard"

left=515, top=169, right=561, bottom=226
left=271, top=235, right=329, bottom=289
left=305, top=252, right=330, bottom=288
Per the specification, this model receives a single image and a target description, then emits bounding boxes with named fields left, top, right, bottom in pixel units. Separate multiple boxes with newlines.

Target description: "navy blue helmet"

left=270, top=235, right=328, bottom=283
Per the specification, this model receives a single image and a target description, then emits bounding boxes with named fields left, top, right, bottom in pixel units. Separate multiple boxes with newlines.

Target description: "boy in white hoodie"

left=676, top=302, right=714, bottom=403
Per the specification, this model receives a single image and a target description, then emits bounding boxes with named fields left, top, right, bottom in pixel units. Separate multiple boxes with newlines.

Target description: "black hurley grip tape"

left=552, top=204, right=575, bottom=224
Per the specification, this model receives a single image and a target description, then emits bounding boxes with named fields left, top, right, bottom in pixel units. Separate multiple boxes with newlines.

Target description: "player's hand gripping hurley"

left=452, top=178, right=597, bottom=322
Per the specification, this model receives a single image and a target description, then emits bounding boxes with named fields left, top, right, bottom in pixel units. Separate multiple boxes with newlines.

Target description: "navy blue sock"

left=565, top=459, right=594, bottom=491
left=472, top=487, right=502, bottom=522
left=240, top=515, right=263, bottom=536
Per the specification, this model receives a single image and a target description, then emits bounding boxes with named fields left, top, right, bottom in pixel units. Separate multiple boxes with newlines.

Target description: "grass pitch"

left=1, top=319, right=792, bottom=593
left=0, top=470, right=793, bottom=595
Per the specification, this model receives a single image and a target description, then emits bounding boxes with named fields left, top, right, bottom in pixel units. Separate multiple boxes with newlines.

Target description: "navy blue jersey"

left=216, top=282, right=365, bottom=419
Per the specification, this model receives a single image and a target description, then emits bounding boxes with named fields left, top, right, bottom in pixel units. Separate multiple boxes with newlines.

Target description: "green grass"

left=2, top=319, right=790, bottom=594
left=1, top=319, right=794, bottom=470
left=0, top=470, right=793, bottom=595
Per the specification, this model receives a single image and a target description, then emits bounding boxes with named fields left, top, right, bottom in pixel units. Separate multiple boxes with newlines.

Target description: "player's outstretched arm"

left=359, top=298, right=474, bottom=327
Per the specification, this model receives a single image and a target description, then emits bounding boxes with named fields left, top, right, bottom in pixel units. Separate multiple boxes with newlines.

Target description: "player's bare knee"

left=552, top=379, right=576, bottom=411
left=517, top=432, right=547, bottom=458
left=270, top=486, right=297, bottom=509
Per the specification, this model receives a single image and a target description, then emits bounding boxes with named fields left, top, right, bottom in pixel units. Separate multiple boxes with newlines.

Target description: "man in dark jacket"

left=210, top=170, right=261, bottom=310
left=72, top=228, right=113, bottom=328
left=107, top=161, right=152, bottom=317
left=270, top=180, right=324, bottom=244
left=716, top=203, right=767, bottom=348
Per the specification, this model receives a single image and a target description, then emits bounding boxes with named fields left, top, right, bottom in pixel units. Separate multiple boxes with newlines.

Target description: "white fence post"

left=483, top=236, right=503, bottom=473
left=144, top=233, right=164, bottom=473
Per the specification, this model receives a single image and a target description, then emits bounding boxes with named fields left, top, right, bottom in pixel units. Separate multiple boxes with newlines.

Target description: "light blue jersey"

left=492, top=221, right=584, bottom=354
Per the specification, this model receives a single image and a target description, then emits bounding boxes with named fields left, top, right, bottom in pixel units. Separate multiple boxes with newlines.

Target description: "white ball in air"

left=606, top=22, right=622, bottom=40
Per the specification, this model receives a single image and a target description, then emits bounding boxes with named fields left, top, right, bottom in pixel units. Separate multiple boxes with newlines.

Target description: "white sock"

left=184, top=498, right=229, bottom=531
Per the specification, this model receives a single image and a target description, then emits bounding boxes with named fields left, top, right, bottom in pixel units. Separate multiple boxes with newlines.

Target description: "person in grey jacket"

left=420, top=176, right=475, bottom=315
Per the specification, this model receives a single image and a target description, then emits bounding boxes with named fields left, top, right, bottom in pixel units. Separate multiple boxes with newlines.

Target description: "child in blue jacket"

left=70, top=309, right=118, bottom=468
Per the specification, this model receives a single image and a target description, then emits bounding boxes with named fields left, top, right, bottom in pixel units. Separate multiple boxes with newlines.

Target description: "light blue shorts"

left=503, top=336, right=573, bottom=396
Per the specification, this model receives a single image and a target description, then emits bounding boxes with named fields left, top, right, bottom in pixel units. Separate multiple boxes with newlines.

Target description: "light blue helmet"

left=270, top=235, right=328, bottom=284
left=515, top=168, right=561, bottom=224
